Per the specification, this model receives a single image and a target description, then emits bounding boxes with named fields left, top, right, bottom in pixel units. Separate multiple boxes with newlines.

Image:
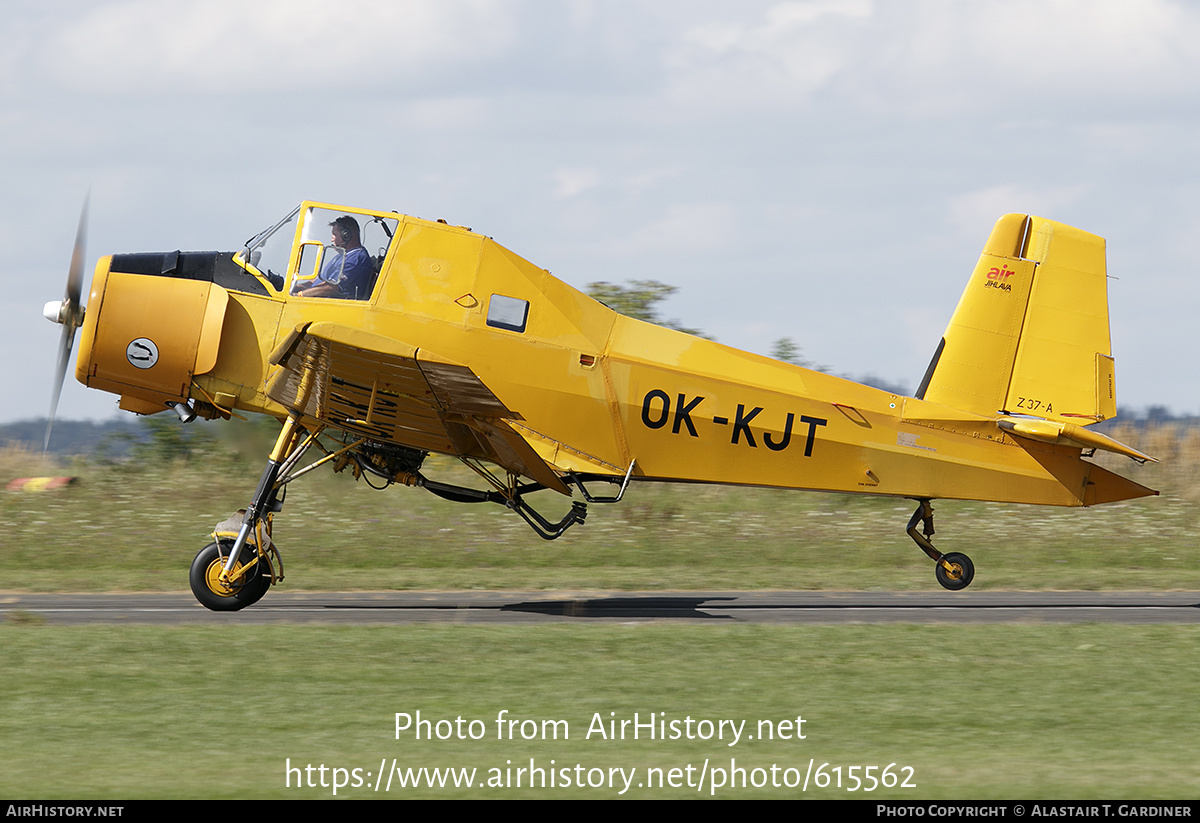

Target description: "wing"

left=265, top=321, right=570, bottom=494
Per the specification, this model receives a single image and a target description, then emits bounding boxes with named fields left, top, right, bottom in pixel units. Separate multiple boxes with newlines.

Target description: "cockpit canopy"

left=237, top=203, right=399, bottom=301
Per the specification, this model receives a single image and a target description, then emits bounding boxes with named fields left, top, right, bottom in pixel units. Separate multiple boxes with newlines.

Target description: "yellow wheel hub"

left=204, top=556, right=246, bottom=597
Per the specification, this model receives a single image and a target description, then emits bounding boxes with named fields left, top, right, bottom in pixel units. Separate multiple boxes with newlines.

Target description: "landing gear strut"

left=906, top=499, right=975, bottom=591
left=190, top=412, right=311, bottom=611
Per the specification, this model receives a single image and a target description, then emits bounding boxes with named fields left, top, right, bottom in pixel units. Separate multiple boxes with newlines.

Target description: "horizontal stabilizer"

left=998, top=418, right=1156, bottom=463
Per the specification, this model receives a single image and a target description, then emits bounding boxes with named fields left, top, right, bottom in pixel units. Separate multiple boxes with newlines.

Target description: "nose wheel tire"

left=935, top=551, right=975, bottom=591
left=189, top=541, right=270, bottom=611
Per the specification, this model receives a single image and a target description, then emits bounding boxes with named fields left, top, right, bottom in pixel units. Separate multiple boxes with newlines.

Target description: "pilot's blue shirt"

left=319, top=246, right=373, bottom=298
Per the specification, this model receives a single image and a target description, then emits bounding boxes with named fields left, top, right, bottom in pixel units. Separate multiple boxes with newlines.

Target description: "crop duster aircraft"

left=43, top=201, right=1157, bottom=610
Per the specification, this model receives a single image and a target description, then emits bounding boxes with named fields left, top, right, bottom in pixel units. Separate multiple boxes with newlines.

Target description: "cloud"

left=662, top=0, right=874, bottom=112
left=609, top=201, right=741, bottom=258
left=28, top=0, right=519, bottom=96
left=553, top=167, right=602, bottom=198
left=947, top=184, right=1090, bottom=238
left=660, top=0, right=1200, bottom=120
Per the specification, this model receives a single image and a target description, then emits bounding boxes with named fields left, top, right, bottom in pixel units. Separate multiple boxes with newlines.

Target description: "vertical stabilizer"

left=918, top=214, right=1115, bottom=425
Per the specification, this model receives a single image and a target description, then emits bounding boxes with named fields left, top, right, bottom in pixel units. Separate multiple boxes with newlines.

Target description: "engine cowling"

left=76, top=254, right=229, bottom=413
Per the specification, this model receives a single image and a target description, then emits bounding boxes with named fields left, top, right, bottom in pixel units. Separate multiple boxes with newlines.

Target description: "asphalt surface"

left=2, top=591, right=1198, bottom=624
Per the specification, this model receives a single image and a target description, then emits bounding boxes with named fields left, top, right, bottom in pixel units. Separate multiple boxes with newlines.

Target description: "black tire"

left=189, top=541, right=270, bottom=611
left=935, top=551, right=975, bottom=591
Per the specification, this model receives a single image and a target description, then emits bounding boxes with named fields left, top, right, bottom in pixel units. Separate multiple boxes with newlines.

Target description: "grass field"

left=1, top=422, right=1197, bottom=799
left=0, top=421, right=1195, bottom=593
left=2, top=623, right=1198, bottom=799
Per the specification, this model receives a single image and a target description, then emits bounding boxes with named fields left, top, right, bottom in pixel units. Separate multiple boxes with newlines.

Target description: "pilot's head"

left=329, top=216, right=361, bottom=248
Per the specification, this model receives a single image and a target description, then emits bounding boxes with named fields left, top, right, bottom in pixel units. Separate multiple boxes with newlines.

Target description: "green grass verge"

left=1, top=623, right=1197, bottom=799
left=3, top=432, right=1196, bottom=800
left=2, top=443, right=1195, bottom=592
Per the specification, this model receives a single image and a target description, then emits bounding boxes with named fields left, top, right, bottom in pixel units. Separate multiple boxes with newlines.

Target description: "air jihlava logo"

left=984, top=264, right=1014, bottom=292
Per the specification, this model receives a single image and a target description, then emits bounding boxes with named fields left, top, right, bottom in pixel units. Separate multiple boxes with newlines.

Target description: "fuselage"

left=73, top=201, right=1154, bottom=508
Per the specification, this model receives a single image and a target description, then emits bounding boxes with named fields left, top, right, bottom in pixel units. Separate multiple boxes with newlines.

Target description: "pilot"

left=291, top=216, right=374, bottom=299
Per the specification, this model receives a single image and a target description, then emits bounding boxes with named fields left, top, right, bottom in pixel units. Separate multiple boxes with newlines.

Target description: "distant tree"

left=132, top=416, right=213, bottom=462
left=1145, top=405, right=1174, bottom=424
left=855, top=374, right=911, bottom=396
left=770, top=337, right=912, bottom=392
left=770, top=336, right=830, bottom=373
left=586, top=280, right=709, bottom=338
left=587, top=280, right=674, bottom=322
left=770, top=336, right=804, bottom=365
left=1, top=418, right=143, bottom=458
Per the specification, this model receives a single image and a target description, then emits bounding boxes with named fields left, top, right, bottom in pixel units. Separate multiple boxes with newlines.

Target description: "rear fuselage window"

left=487, top=294, right=529, bottom=333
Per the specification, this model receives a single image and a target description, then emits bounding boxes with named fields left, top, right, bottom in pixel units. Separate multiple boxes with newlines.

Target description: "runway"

left=2, top=591, right=1198, bottom=625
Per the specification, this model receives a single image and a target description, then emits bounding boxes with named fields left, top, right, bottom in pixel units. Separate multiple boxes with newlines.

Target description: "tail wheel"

left=189, top=541, right=270, bottom=611
left=935, top=552, right=975, bottom=591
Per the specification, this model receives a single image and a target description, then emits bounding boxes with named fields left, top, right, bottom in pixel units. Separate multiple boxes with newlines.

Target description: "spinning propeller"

left=42, top=199, right=89, bottom=452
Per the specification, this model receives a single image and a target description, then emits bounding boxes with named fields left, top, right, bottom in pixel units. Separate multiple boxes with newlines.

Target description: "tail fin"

left=916, top=214, right=1116, bottom=425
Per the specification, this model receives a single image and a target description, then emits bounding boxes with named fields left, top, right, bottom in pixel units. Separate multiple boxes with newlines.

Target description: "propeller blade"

left=45, top=323, right=77, bottom=452
left=44, top=198, right=89, bottom=453
left=66, top=196, right=88, bottom=316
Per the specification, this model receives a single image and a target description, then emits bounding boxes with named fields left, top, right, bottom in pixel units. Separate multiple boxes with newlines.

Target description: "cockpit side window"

left=287, top=207, right=398, bottom=301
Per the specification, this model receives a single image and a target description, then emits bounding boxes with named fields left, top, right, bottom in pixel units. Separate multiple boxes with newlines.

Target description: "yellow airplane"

left=44, top=201, right=1157, bottom=610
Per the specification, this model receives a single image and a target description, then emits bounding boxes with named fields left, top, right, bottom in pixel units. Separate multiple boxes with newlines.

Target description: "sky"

left=5, top=0, right=1200, bottom=425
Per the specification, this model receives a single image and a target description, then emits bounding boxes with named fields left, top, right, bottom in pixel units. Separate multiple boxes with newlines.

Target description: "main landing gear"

left=906, top=499, right=975, bottom=591
left=189, top=413, right=303, bottom=612
left=189, top=539, right=271, bottom=611
left=188, top=410, right=637, bottom=611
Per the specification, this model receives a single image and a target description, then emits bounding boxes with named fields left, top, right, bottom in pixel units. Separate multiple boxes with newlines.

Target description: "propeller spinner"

left=43, top=199, right=89, bottom=451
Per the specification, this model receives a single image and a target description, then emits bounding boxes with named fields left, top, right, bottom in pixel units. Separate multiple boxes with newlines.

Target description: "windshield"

left=236, top=203, right=399, bottom=300
left=238, top=205, right=301, bottom=290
